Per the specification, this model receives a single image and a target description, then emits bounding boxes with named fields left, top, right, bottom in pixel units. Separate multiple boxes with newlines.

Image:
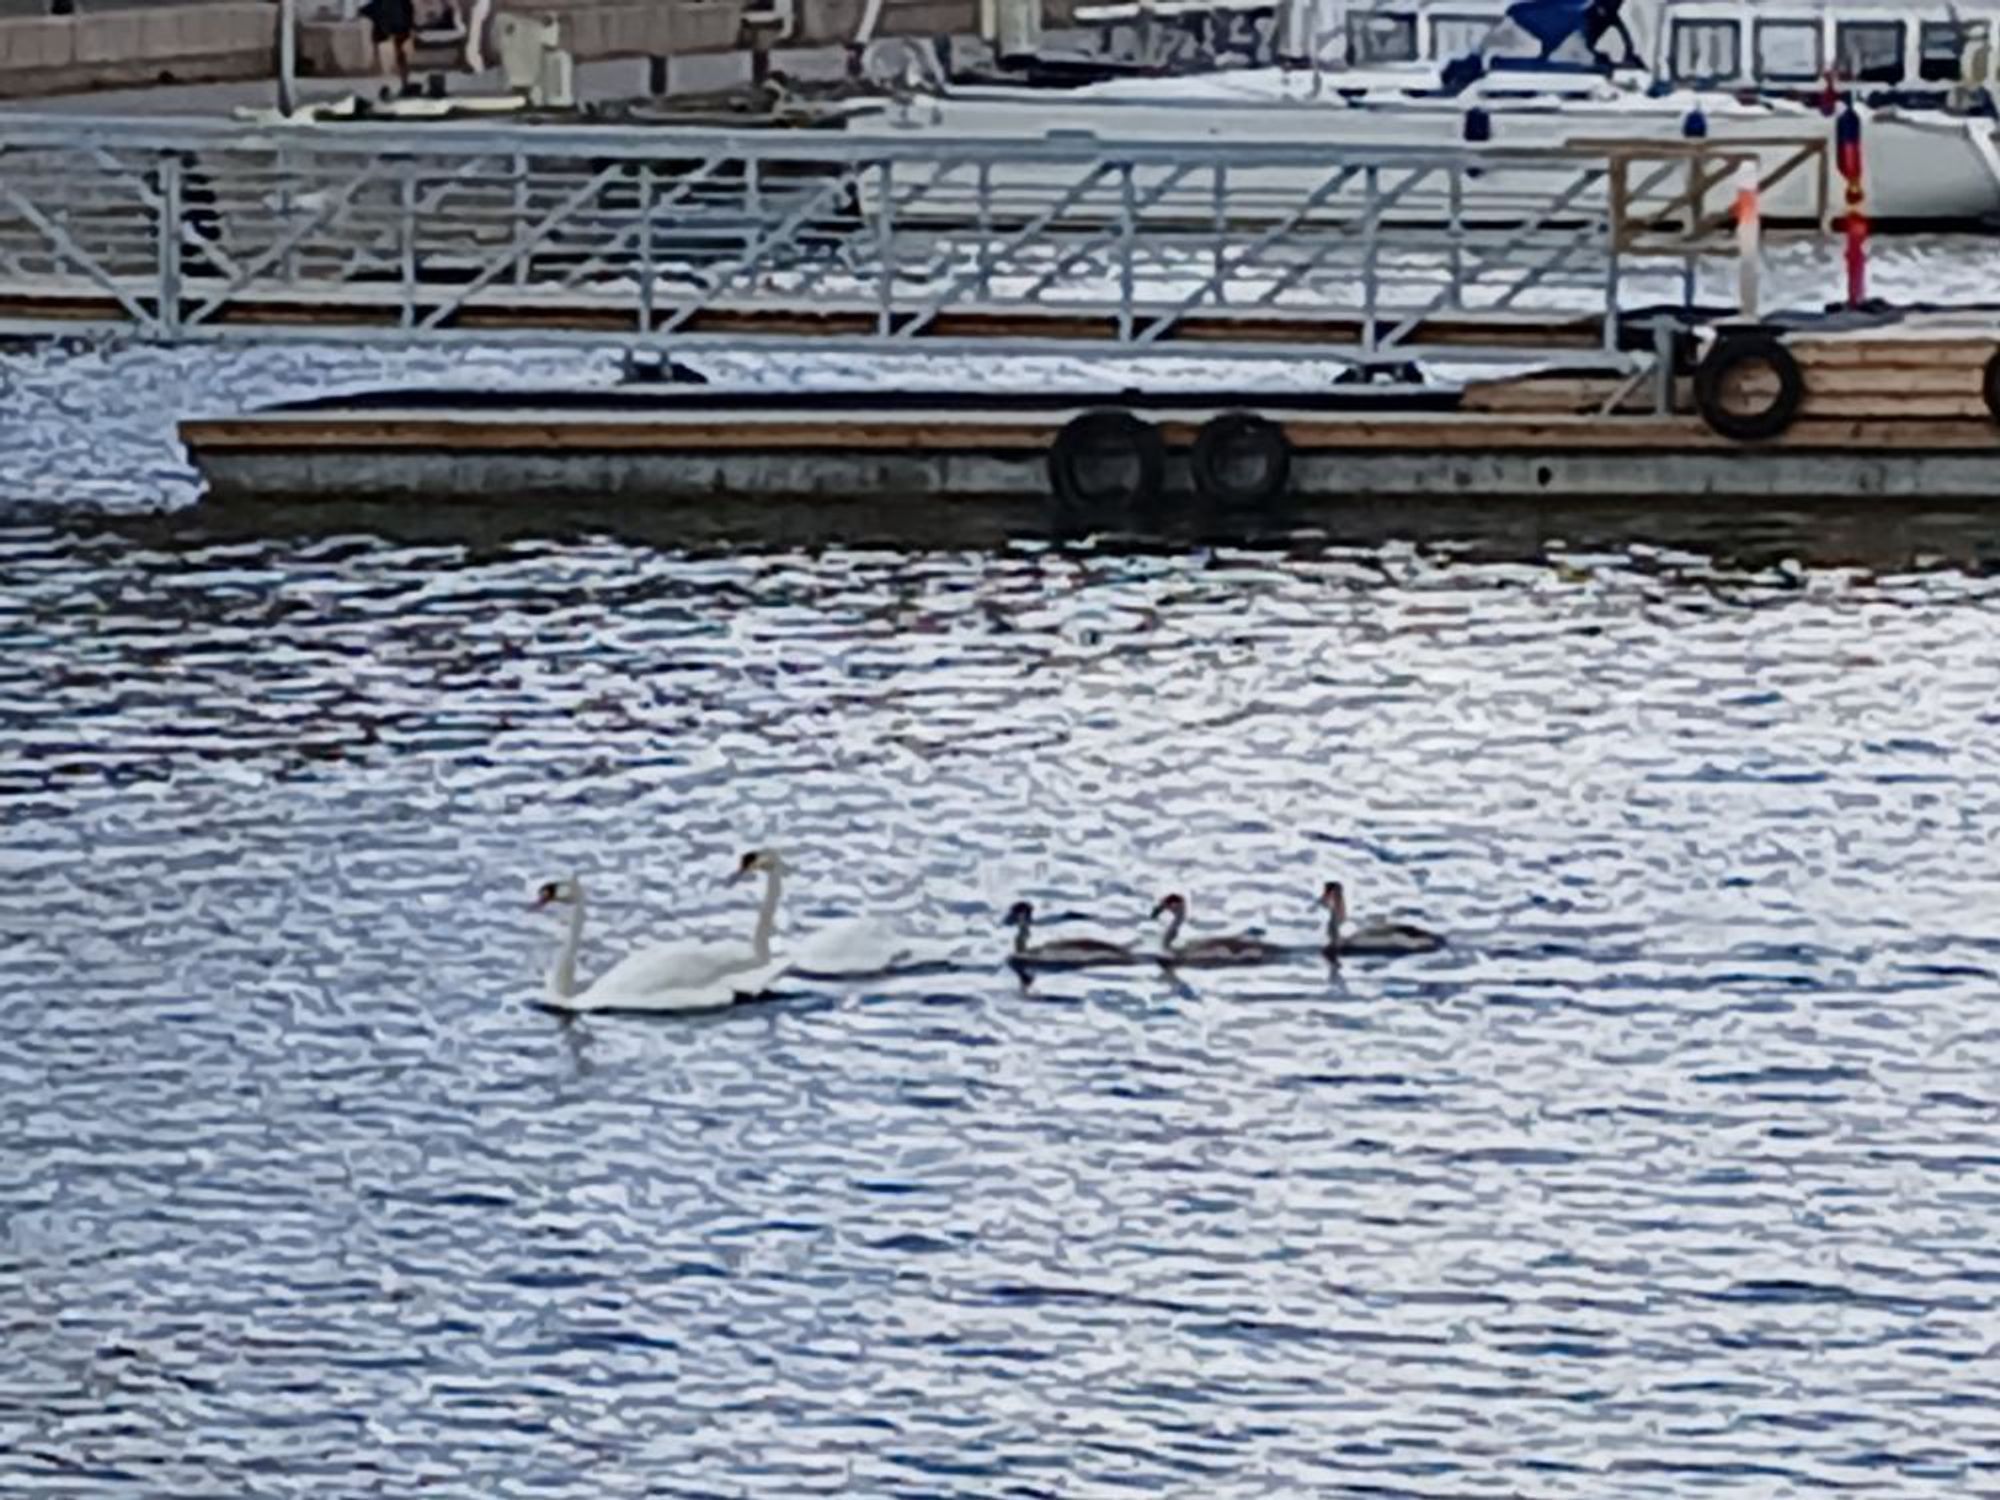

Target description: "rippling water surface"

left=4, top=506, right=2000, bottom=1497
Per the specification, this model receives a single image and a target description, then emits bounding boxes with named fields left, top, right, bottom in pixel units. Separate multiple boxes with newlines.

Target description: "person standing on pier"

left=361, top=0, right=416, bottom=95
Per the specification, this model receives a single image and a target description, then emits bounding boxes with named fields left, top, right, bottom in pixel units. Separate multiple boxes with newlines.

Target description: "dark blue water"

left=3, top=513, right=1999, bottom=1497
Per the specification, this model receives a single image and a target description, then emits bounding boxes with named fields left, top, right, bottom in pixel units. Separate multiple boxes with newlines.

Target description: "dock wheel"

left=1694, top=332, right=1804, bottom=442
left=1048, top=408, right=1165, bottom=531
left=1983, top=350, right=2000, bottom=426
left=1190, top=411, right=1292, bottom=519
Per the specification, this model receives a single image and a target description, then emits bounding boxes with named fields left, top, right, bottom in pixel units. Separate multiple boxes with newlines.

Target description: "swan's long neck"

left=751, top=864, right=783, bottom=963
left=549, top=890, right=585, bottom=1001
left=1160, top=907, right=1185, bottom=951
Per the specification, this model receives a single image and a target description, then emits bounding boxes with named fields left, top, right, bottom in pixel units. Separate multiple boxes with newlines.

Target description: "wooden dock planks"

left=177, top=410, right=2000, bottom=456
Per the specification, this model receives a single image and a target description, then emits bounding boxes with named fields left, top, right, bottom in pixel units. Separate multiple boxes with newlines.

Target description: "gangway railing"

left=0, top=115, right=1825, bottom=373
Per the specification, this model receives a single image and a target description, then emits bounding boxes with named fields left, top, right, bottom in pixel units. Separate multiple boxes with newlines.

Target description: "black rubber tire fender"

left=1047, top=408, right=1166, bottom=525
left=1982, top=349, right=2000, bottom=426
left=1189, top=410, right=1293, bottom=513
left=1693, top=331, right=1805, bottom=442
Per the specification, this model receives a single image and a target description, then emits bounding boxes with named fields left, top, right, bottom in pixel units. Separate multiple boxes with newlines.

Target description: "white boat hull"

left=843, top=83, right=2000, bottom=228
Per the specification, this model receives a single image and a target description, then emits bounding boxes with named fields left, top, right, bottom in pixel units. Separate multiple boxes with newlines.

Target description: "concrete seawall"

left=0, top=4, right=275, bottom=96
left=0, top=0, right=1087, bottom=101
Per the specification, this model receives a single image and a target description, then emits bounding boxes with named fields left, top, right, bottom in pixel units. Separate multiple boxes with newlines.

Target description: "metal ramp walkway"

left=0, top=115, right=1824, bottom=375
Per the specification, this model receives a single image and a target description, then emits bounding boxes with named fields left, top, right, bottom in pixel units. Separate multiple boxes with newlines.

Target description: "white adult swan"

left=1150, top=892, right=1288, bottom=966
left=532, top=867, right=792, bottom=1013
left=1318, top=880, right=1444, bottom=957
left=1003, top=900, right=1138, bottom=969
left=732, top=847, right=942, bottom=979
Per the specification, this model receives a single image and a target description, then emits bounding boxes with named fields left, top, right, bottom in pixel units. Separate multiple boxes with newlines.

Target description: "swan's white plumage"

left=790, top=915, right=945, bottom=978
left=568, top=944, right=792, bottom=1016
left=561, top=947, right=795, bottom=1014
left=535, top=874, right=792, bottom=1013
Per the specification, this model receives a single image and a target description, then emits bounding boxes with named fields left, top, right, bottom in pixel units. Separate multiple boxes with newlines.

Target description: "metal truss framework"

left=0, top=114, right=1824, bottom=376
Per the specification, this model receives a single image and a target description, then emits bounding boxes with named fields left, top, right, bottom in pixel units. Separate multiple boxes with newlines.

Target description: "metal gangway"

left=0, top=114, right=1825, bottom=374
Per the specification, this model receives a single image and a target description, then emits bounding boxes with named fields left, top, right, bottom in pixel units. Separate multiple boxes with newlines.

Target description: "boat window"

left=1919, top=19, right=1971, bottom=82
left=1430, top=12, right=1505, bottom=61
left=1346, top=11, right=1419, bottom=64
left=1753, top=19, right=1822, bottom=82
left=1835, top=20, right=1905, bottom=83
left=1669, top=19, right=1742, bottom=85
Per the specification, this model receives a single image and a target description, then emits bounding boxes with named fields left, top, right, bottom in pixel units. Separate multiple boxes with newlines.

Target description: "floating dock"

left=179, top=317, right=2000, bottom=528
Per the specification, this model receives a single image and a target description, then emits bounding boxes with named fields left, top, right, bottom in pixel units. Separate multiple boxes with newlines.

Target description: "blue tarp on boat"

left=1505, top=0, right=1593, bottom=55
left=1502, top=0, right=1638, bottom=63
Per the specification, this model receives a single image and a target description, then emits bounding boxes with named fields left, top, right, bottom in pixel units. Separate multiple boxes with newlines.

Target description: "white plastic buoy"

left=1732, top=160, right=1761, bottom=320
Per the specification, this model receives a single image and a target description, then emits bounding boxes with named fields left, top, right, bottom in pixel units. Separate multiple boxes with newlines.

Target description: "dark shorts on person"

left=362, top=0, right=415, bottom=45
